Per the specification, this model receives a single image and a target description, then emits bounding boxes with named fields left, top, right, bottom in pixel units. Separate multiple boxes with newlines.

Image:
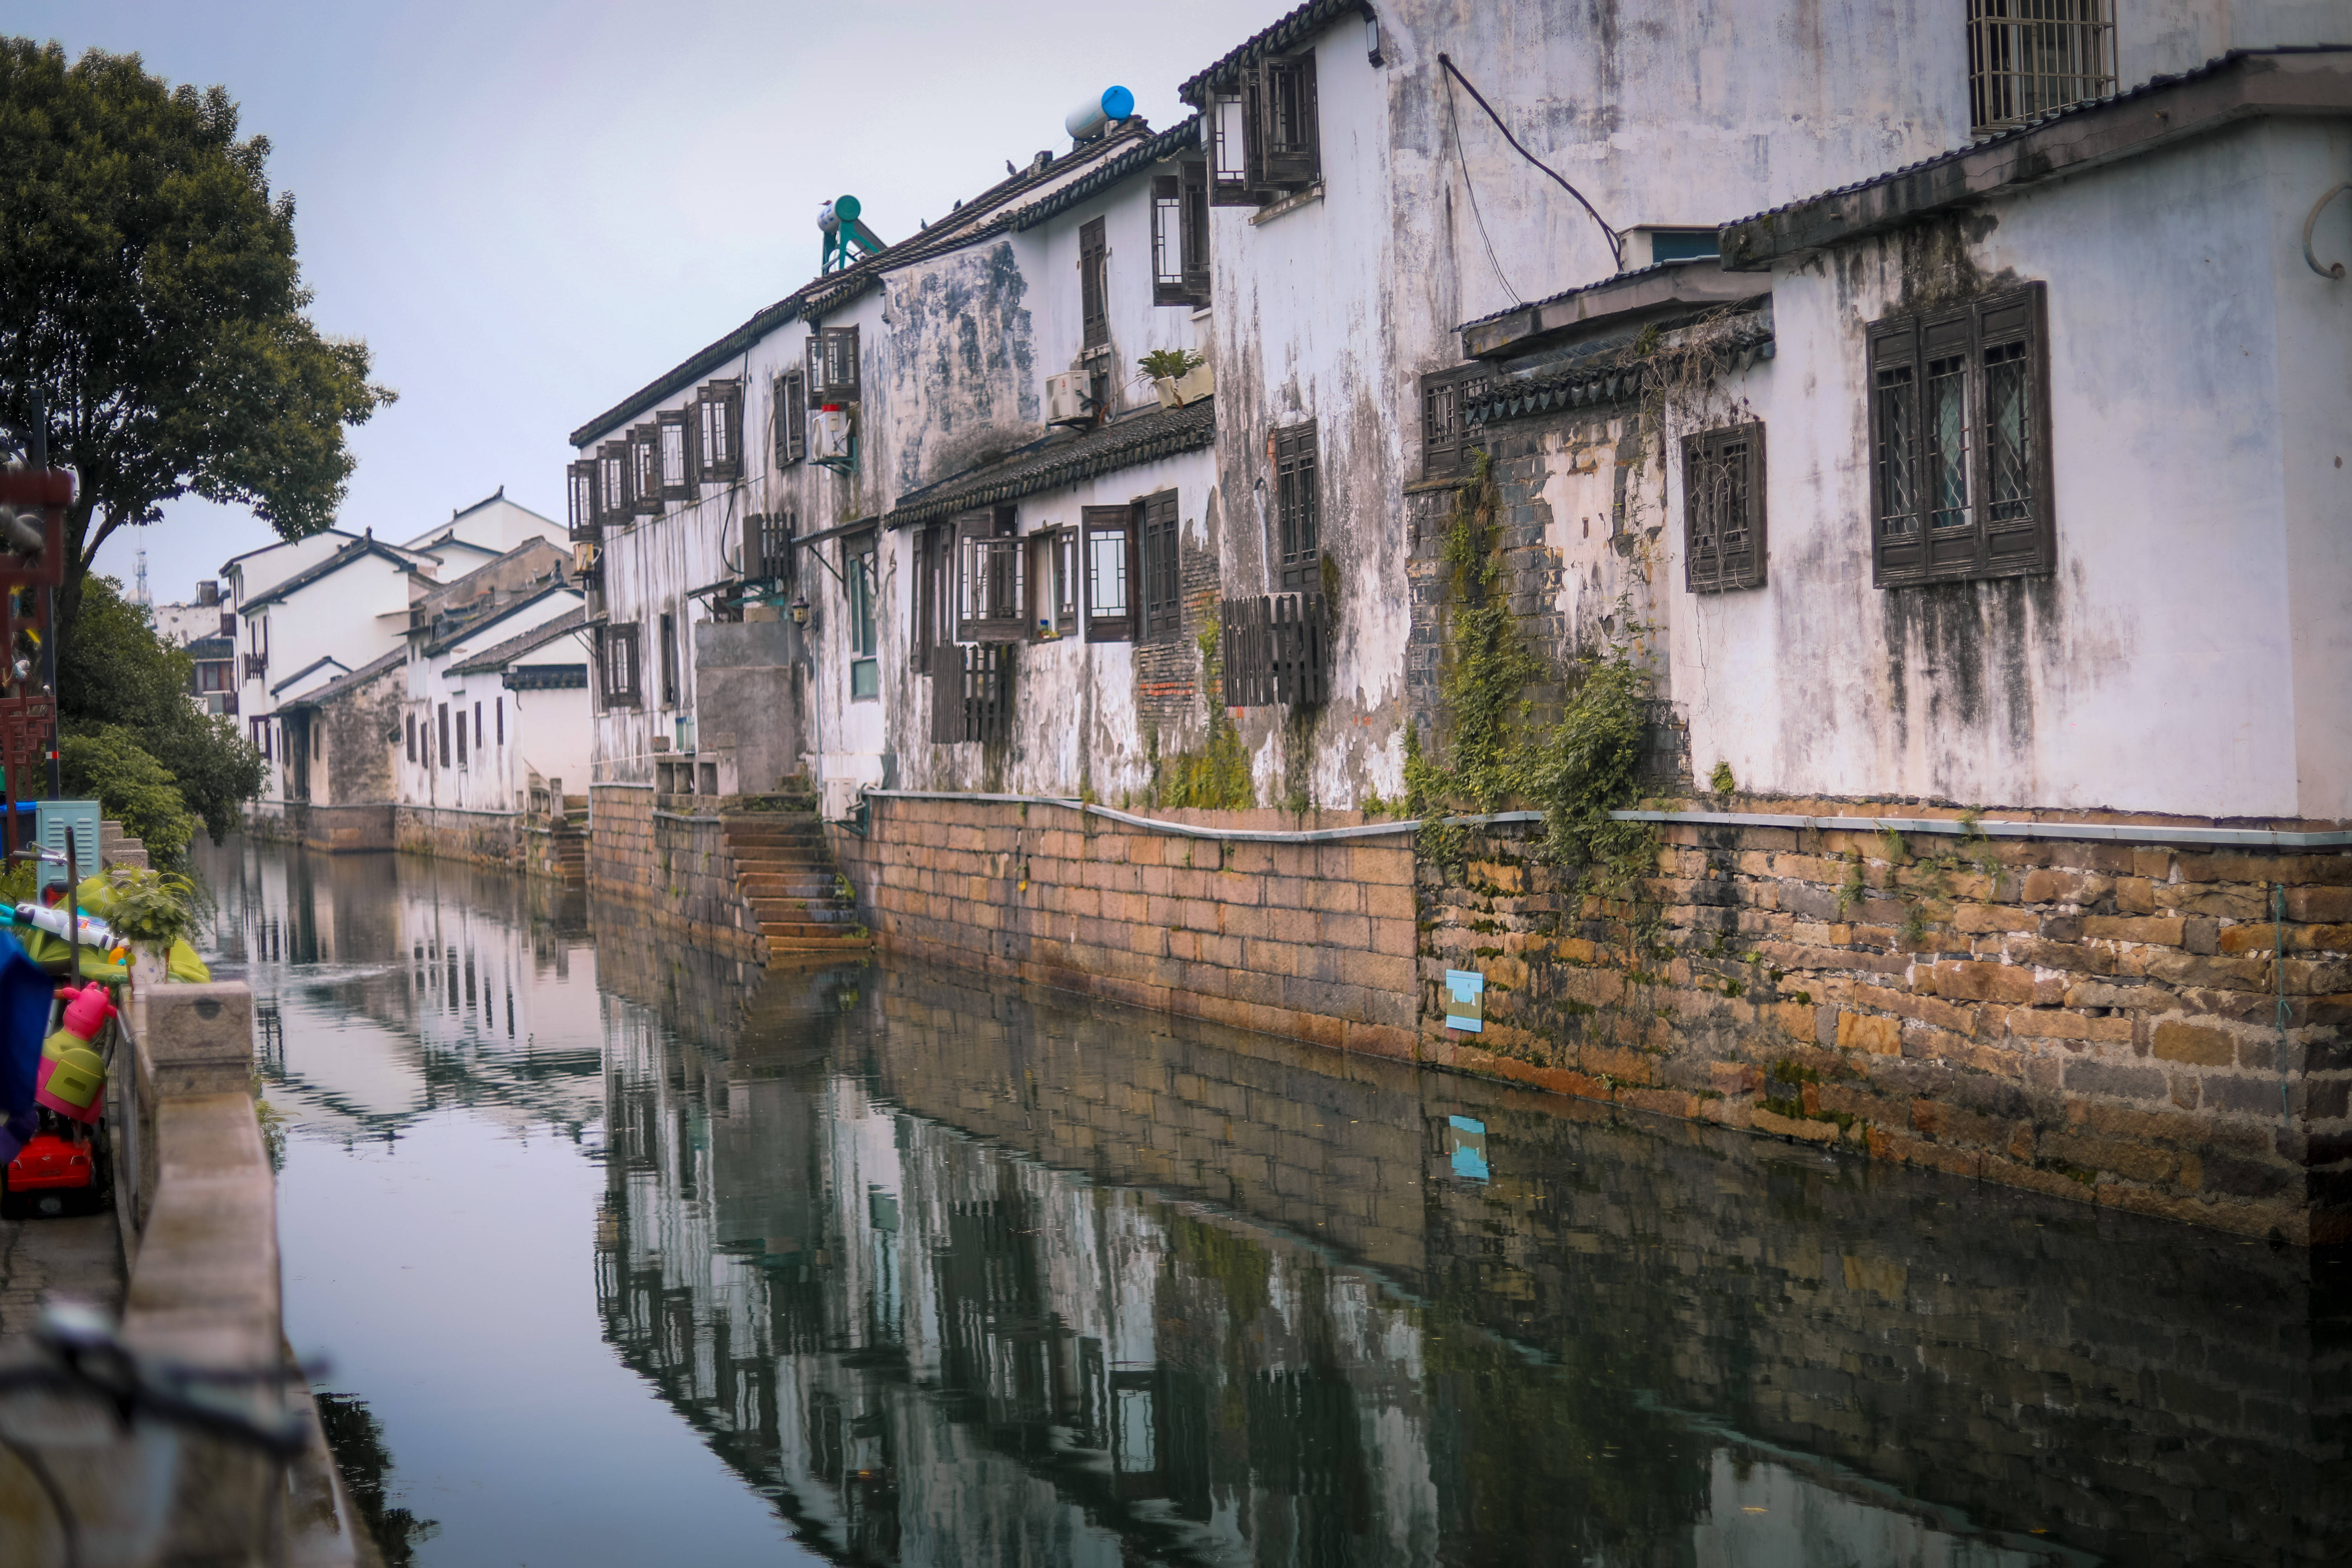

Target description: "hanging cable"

left=1436, top=53, right=1623, bottom=271
left=1442, top=65, right=1520, bottom=308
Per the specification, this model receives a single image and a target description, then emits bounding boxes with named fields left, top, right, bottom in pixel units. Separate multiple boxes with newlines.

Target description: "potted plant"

left=98, top=866, right=201, bottom=990
left=1135, top=347, right=1211, bottom=409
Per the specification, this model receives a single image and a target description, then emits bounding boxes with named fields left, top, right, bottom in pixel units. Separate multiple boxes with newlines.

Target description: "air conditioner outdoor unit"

left=811, top=405, right=856, bottom=471
left=1045, top=371, right=1091, bottom=428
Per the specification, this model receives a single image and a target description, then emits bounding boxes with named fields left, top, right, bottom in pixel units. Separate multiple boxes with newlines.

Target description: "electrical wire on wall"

left=1442, top=64, right=1520, bottom=308
left=1436, top=53, right=1623, bottom=272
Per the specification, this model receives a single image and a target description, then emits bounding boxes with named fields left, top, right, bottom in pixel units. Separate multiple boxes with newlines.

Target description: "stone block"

left=2083, top=916, right=2186, bottom=947
left=1835, top=1012, right=1903, bottom=1055
left=1924, top=961, right=2035, bottom=1005
left=2064, top=1058, right=2167, bottom=1101
left=2153, top=1021, right=2236, bottom=1066
left=142, top=983, right=257, bottom=1099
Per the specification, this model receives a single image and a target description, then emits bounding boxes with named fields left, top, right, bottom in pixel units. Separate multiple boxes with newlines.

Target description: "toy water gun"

left=14, top=901, right=116, bottom=951
left=34, top=983, right=116, bottom=1125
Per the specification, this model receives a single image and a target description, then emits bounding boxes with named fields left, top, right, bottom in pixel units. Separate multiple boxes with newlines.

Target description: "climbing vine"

left=1148, top=605, right=1253, bottom=810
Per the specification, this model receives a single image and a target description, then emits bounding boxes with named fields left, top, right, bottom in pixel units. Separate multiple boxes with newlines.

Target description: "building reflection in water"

left=589, top=936, right=2347, bottom=1568
left=197, top=842, right=2345, bottom=1566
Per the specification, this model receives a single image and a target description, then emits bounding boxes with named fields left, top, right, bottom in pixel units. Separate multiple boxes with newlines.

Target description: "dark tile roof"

left=1461, top=317, right=1773, bottom=428
left=275, top=647, right=404, bottom=711
left=448, top=604, right=590, bottom=676
left=1012, top=117, right=1202, bottom=232
left=1180, top=0, right=1364, bottom=105
left=241, top=536, right=429, bottom=610
left=569, top=124, right=1163, bottom=448
left=1457, top=258, right=1771, bottom=359
left=269, top=654, right=351, bottom=698
left=424, top=583, right=582, bottom=657
left=1721, top=47, right=2351, bottom=268
left=882, top=397, right=1214, bottom=528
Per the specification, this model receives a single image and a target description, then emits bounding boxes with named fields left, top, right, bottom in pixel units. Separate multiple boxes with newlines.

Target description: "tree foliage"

left=0, top=39, right=394, bottom=628
left=59, top=726, right=197, bottom=866
left=58, top=574, right=265, bottom=853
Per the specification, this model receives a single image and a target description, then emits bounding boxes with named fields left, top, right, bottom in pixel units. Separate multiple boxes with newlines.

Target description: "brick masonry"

left=589, top=784, right=766, bottom=961
left=834, top=795, right=2350, bottom=1242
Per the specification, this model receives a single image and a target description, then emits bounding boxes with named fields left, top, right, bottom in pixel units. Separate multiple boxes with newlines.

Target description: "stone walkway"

left=0, top=1212, right=125, bottom=1338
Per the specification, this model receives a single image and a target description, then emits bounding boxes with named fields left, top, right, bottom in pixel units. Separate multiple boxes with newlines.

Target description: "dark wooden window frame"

left=628, top=424, right=662, bottom=517
left=1208, top=55, right=1319, bottom=207
left=809, top=327, right=860, bottom=405
left=599, top=623, right=642, bottom=709
left=1026, top=526, right=1080, bottom=640
left=596, top=442, right=631, bottom=529
left=1138, top=489, right=1181, bottom=640
left=1682, top=422, right=1768, bottom=593
left=566, top=460, right=601, bottom=540
left=697, top=379, right=744, bottom=484
left=774, top=368, right=808, bottom=465
left=1273, top=420, right=1321, bottom=593
left=437, top=702, right=452, bottom=767
left=956, top=507, right=1025, bottom=644
left=1866, top=281, right=2053, bottom=587
left=1419, top=369, right=1477, bottom=481
left=658, top=611, right=680, bottom=707
left=742, top=510, right=794, bottom=584
left=1080, top=218, right=1110, bottom=349
left=656, top=409, right=696, bottom=499
left=405, top=712, right=417, bottom=763
left=846, top=536, right=880, bottom=701
left=1082, top=506, right=1140, bottom=642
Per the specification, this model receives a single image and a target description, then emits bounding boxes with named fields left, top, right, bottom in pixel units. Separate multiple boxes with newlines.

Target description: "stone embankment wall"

left=831, top=796, right=1418, bottom=1057
left=860, top=964, right=2345, bottom=1568
left=588, top=784, right=765, bottom=960
left=832, top=795, right=2348, bottom=1241
left=1421, top=814, right=2350, bottom=1245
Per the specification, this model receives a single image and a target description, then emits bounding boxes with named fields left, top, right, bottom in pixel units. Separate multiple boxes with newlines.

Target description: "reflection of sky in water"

left=200, top=839, right=2337, bottom=1567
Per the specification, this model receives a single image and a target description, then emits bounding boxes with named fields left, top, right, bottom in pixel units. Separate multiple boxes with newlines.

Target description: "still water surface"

left=198, top=838, right=2345, bottom=1567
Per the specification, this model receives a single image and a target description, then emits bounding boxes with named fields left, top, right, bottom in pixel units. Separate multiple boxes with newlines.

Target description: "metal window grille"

left=1221, top=593, right=1327, bottom=708
left=1967, top=0, right=2114, bottom=135
left=1682, top=424, right=1766, bottom=593
left=1873, top=364, right=1917, bottom=538
left=1925, top=354, right=1972, bottom=530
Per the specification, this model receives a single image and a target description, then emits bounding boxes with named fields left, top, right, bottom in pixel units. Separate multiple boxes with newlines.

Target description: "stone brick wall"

left=394, top=806, right=523, bottom=868
left=588, top=784, right=765, bottom=959
left=832, top=796, right=1418, bottom=1056
left=1419, top=813, right=2352, bottom=1244
left=1134, top=544, right=1220, bottom=736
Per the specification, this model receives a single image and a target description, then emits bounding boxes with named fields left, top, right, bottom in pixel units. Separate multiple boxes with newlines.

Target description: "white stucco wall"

left=1664, top=118, right=2350, bottom=820
left=401, top=590, right=585, bottom=814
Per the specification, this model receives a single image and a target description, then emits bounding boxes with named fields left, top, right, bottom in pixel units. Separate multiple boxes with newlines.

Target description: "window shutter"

left=1259, top=54, right=1319, bottom=188
left=696, top=380, right=742, bottom=483
left=1082, top=505, right=1135, bottom=642
left=1141, top=490, right=1180, bottom=637
left=1208, top=89, right=1256, bottom=206
left=1273, top=421, right=1320, bottom=592
left=1080, top=218, right=1109, bottom=348
left=629, top=425, right=662, bottom=515
left=1867, top=318, right=1924, bottom=587
left=1975, top=282, right=2052, bottom=576
left=1683, top=423, right=1766, bottom=593
left=1151, top=177, right=1190, bottom=307
left=806, top=335, right=825, bottom=404
left=1421, top=373, right=1464, bottom=479
left=597, top=443, right=630, bottom=528
left=1179, top=160, right=1212, bottom=299
left=775, top=369, right=807, bottom=466
left=656, top=411, right=692, bottom=500
left=566, top=461, right=599, bottom=539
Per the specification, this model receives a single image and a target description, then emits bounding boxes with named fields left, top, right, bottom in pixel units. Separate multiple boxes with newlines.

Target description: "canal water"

left=197, top=837, right=2346, bottom=1567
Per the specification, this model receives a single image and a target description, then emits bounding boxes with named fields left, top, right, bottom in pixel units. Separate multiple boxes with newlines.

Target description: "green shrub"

left=59, top=725, right=198, bottom=867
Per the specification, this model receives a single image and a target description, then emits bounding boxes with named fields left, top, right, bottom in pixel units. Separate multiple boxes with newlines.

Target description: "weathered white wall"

left=242, top=554, right=425, bottom=806
left=1666, top=119, right=2350, bottom=820
left=401, top=591, right=583, bottom=813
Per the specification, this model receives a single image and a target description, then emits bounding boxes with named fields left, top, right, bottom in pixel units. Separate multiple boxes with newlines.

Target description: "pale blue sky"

left=16, top=0, right=1280, bottom=605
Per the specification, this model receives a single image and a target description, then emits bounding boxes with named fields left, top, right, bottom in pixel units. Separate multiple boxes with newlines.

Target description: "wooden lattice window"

left=657, top=409, right=696, bottom=500
left=599, top=623, right=642, bottom=709
left=1868, top=283, right=2052, bottom=587
left=697, top=380, right=743, bottom=484
left=1082, top=506, right=1138, bottom=642
left=566, top=461, right=600, bottom=540
left=1682, top=423, right=1766, bottom=593
left=596, top=442, right=630, bottom=529
left=809, top=327, right=860, bottom=404
left=1273, top=420, right=1320, bottom=593
left=628, top=425, right=662, bottom=516
left=1420, top=370, right=1475, bottom=480
left=956, top=508, right=1025, bottom=643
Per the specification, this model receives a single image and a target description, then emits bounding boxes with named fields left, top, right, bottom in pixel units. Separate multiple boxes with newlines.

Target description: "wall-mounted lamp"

left=789, top=593, right=810, bottom=626
left=1364, top=9, right=1384, bottom=66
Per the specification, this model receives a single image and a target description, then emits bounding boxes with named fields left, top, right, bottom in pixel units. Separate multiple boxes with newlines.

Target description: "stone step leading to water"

left=720, top=807, right=870, bottom=958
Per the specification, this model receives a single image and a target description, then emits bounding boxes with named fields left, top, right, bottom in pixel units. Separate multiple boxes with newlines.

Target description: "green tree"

left=0, top=39, right=394, bottom=631
left=58, top=574, right=265, bottom=851
left=58, top=725, right=197, bottom=867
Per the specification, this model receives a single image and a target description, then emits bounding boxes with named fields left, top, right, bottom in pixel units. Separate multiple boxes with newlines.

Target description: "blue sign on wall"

left=1444, top=968, right=1484, bottom=1033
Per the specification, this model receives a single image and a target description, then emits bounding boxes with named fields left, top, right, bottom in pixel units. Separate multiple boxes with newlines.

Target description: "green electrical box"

left=35, top=799, right=100, bottom=897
